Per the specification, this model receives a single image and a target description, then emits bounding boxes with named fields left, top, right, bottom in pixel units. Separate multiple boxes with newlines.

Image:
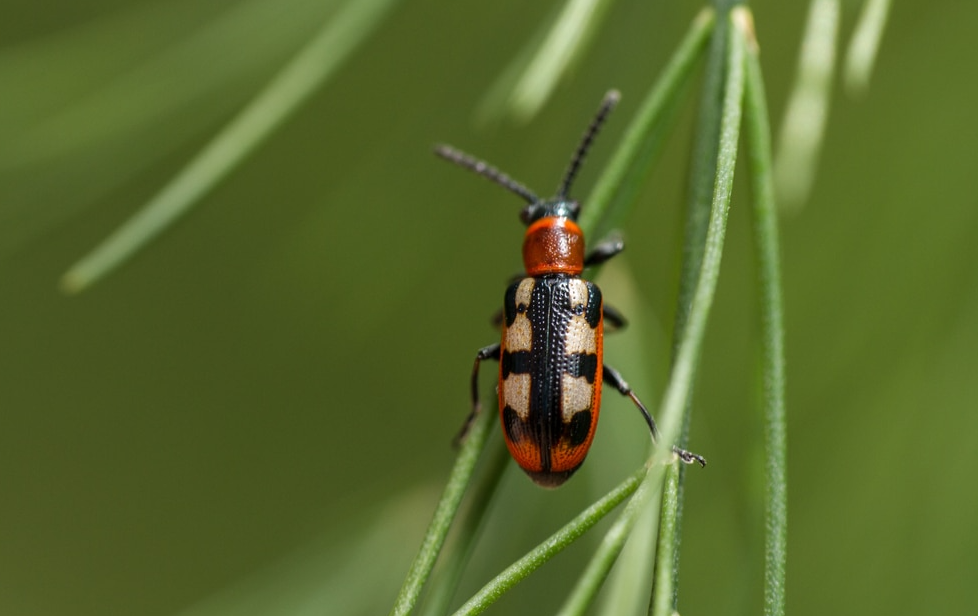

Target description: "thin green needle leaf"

left=673, top=4, right=730, bottom=324
left=557, top=465, right=664, bottom=616
left=651, top=9, right=746, bottom=616
left=561, top=12, right=746, bottom=616
left=843, top=0, right=892, bottom=96
left=509, top=0, right=614, bottom=121
left=481, top=0, right=616, bottom=124
left=60, top=0, right=400, bottom=293
left=652, top=5, right=739, bottom=613
left=578, top=7, right=716, bottom=239
left=419, top=439, right=510, bottom=616
left=593, top=459, right=659, bottom=616
left=649, top=462, right=681, bottom=616
left=743, top=11, right=788, bottom=616
left=451, top=469, right=646, bottom=616
left=772, top=0, right=839, bottom=213
left=1, top=0, right=333, bottom=171
left=390, top=399, right=497, bottom=616
left=0, top=0, right=333, bottom=259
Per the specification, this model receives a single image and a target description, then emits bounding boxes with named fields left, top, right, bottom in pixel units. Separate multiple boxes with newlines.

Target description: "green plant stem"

left=389, top=401, right=496, bottom=616
left=593, top=449, right=659, bottom=616
left=60, top=0, right=400, bottom=293
left=651, top=3, right=734, bottom=613
left=673, top=6, right=727, bottom=331
left=649, top=462, right=681, bottom=616
left=451, top=468, right=647, bottom=616
left=420, top=438, right=511, bottom=616
left=556, top=464, right=664, bottom=616
left=743, top=12, right=788, bottom=616
left=650, top=9, right=746, bottom=616
left=578, top=7, right=716, bottom=240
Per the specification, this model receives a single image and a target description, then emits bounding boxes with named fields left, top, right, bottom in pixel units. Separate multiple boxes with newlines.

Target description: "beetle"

left=437, top=90, right=704, bottom=487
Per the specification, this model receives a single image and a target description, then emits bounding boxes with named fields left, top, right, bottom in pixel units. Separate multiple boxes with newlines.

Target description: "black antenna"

left=556, top=90, right=620, bottom=199
left=435, top=144, right=539, bottom=205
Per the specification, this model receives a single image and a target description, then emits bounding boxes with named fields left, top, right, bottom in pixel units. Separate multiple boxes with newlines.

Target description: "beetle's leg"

left=455, top=343, right=502, bottom=445
left=584, top=233, right=624, bottom=268
left=602, top=304, right=628, bottom=332
left=490, top=309, right=504, bottom=328
left=602, top=364, right=706, bottom=467
left=587, top=238, right=629, bottom=333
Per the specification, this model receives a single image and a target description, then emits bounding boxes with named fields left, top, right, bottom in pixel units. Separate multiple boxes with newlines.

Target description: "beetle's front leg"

left=602, top=364, right=706, bottom=467
left=455, top=343, right=501, bottom=445
left=584, top=233, right=624, bottom=268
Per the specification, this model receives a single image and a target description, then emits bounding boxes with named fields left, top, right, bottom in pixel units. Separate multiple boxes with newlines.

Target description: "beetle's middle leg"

left=602, top=304, right=628, bottom=332
left=602, top=364, right=706, bottom=467
left=455, top=343, right=501, bottom=445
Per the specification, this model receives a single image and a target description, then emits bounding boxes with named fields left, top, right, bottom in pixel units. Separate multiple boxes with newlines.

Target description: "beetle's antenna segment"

left=557, top=90, right=620, bottom=199
left=435, top=145, right=539, bottom=205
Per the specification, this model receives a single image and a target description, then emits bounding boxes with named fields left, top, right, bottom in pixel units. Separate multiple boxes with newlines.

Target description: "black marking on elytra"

left=566, top=352, right=598, bottom=383
left=566, top=410, right=592, bottom=447
left=516, top=277, right=602, bottom=475
left=502, top=405, right=525, bottom=444
left=503, top=282, right=520, bottom=327
left=584, top=283, right=602, bottom=328
left=501, top=350, right=532, bottom=378
left=499, top=275, right=608, bottom=479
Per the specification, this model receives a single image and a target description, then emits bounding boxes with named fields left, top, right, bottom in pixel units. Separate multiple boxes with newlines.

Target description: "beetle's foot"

left=673, top=446, right=706, bottom=467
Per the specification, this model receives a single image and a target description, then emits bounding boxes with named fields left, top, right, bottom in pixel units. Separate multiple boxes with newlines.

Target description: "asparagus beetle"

left=437, top=91, right=704, bottom=487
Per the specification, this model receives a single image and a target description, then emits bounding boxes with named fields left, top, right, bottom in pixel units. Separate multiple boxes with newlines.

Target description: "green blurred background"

left=2, top=1, right=976, bottom=615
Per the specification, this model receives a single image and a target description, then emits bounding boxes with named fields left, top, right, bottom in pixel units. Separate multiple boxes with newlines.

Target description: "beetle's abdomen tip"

left=524, top=467, right=580, bottom=489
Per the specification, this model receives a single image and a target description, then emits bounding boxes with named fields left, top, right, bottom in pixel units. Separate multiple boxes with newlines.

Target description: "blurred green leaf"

left=171, top=489, right=437, bottom=616
left=0, top=0, right=335, bottom=258
left=60, top=0, right=400, bottom=293
left=772, top=0, right=839, bottom=212
left=578, top=7, right=716, bottom=241
left=478, top=0, right=616, bottom=124
left=390, top=395, right=497, bottom=616
left=844, top=0, right=892, bottom=96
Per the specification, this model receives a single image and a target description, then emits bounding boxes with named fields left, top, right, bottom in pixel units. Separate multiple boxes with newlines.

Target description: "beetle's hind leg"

left=455, top=343, right=501, bottom=446
left=602, top=364, right=706, bottom=467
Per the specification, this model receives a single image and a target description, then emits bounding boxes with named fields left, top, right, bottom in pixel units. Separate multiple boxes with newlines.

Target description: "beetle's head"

left=519, top=198, right=580, bottom=226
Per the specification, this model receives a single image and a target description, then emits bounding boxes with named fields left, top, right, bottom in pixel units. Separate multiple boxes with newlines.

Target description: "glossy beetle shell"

left=498, top=276, right=604, bottom=487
